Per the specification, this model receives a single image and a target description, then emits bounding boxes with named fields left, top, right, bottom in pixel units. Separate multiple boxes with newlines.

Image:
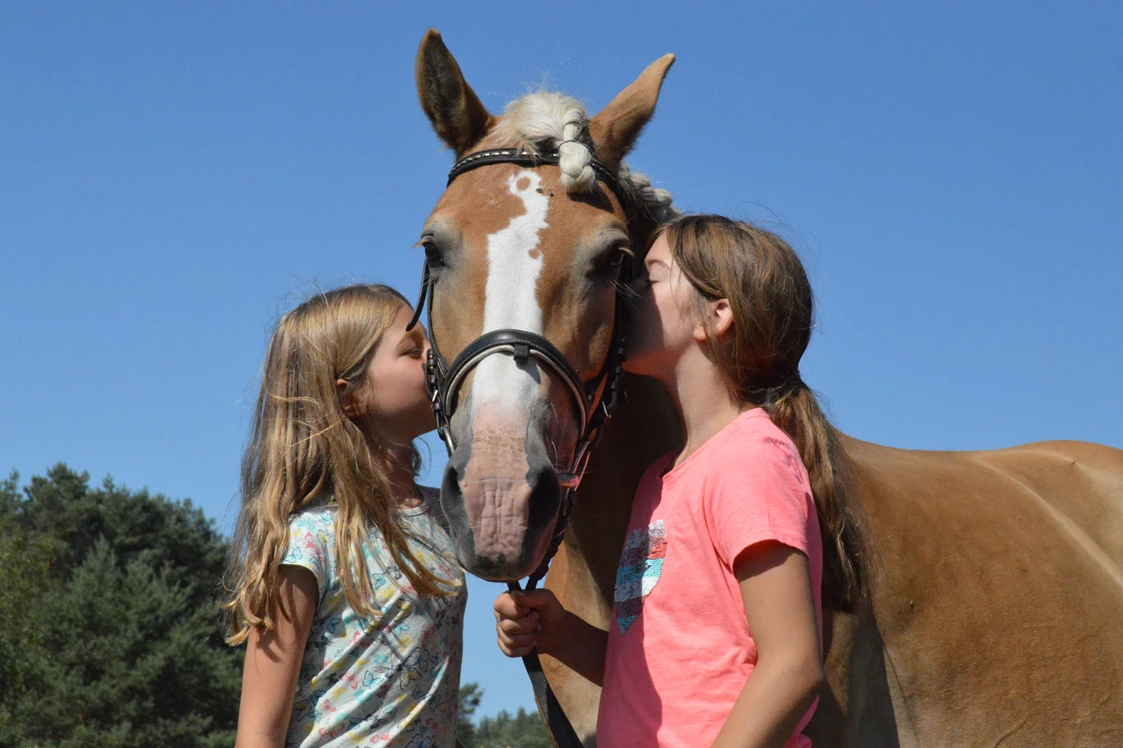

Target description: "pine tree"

left=0, top=465, right=241, bottom=747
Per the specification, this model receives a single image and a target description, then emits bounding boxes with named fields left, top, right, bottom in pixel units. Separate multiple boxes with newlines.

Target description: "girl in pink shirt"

left=494, top=214, right=865, bottom=747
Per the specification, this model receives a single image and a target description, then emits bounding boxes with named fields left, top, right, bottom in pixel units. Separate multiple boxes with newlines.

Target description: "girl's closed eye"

left=396, top=337, right=424, bottom=359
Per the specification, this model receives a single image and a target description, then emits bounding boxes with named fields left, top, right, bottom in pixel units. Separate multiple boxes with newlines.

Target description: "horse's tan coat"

left=545, top=435, right=1123, bottom=746
left=413, top=29, right=1123, bottom=746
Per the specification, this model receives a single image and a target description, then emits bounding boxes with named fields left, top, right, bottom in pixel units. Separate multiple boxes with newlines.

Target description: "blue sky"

left=2, top=2, right=1120, bottom=717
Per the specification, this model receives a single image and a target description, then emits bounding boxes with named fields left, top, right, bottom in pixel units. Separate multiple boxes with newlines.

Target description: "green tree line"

left=456, top=683, right=550, bottom=748
left=0, top=465, right=241, bottom=747
left=0, top=465, right=548, bottom=747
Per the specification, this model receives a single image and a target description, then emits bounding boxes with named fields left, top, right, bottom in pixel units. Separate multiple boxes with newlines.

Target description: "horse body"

left=411, top=30, right=1123, bottom=746
left=546, top=435, right=1123, bottom=746
left=826, top=438, right=1123, bottom=746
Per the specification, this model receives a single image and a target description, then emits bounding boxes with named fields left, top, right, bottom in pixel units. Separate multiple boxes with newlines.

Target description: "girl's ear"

left=694, top=298, right=734, bottom=343
left=336, top=378, right=359, bottom=418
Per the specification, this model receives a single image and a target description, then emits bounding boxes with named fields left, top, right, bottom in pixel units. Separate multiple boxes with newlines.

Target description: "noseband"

left=406, top=147, right=637, bottom=748
left=406, top=148, right=633, bottom=495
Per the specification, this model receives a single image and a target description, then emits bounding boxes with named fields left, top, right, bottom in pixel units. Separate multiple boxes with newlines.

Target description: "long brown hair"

left=224, top=284, right=450, bottom=644
left=660, top=214, right=865, bottom=612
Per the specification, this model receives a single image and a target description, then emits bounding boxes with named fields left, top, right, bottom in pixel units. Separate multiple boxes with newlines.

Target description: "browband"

left=447, top=148, right=632, bottom=214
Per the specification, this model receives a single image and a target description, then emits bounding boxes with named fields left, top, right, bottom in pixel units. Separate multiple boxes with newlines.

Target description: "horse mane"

left=489, top=91, right=679, bottom=226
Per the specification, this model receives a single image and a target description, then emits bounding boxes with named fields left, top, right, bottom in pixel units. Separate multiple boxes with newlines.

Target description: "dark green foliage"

left=472, top=707, right=552, bottom=748
left=457, top=682, right=484, bottom=745
left=0, top=465, right=241, bottom=748
left=0, top=465, right=546, bottom=747
left=457, top=684, right=551, bottom=748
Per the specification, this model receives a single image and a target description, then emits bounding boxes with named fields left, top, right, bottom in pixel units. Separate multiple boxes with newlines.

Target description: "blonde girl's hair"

left=224, top=284, right=449, bottom=645
left=659, top=215, right=866, bottom=612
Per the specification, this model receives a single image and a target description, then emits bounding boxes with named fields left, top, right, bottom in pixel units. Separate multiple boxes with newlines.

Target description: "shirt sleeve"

left=703, top=433, right=816, bottom=569
left=281, top=511, right=333, bottom=596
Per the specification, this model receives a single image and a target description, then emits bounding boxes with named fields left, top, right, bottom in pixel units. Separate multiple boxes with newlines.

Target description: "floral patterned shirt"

left=281, top=487, right=466, bottom=747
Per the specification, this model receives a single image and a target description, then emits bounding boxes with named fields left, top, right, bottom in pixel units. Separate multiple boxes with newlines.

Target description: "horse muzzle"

left=439, top=415, right=562, bottom=581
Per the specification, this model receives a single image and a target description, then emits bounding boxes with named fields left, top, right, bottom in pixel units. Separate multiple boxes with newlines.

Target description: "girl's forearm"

left=234, top=730, right=286, bottom=748
left=710, top=656, right=824, bottom=748
left=539, top=610, right=608, bottom=686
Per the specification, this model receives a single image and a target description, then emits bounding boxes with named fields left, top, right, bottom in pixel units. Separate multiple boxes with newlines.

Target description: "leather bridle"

left=406, top=147, right=634, bottom=517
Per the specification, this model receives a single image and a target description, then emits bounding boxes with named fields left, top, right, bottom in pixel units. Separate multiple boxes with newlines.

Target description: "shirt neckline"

left=301, top=485, right=437, bottom=517
left=659, top=407, right=768, bottom=486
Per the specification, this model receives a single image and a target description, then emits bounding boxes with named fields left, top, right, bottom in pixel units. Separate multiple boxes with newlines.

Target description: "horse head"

left=412, top=29, right=675, bottom=580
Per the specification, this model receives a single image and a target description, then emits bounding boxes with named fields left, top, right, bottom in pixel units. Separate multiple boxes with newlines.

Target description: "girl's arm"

left=235, top=565, right=319, bottom=748
left=494, top=589, right=609, bottom=686
left=711, top=541, right=825, bottom=748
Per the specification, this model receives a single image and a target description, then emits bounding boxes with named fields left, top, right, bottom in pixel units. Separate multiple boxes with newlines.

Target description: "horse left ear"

left=589, top=54, right=676, bottom=169
left=415, top=29, right=495, bottom=155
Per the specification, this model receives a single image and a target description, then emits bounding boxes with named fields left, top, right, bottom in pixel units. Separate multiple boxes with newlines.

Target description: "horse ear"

left=415, top=29, right=494, bottom=155
left=588, top=54, right=676, bottom=168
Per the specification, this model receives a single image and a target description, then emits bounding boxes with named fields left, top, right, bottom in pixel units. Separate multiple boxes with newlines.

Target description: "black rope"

left=506, top=508, right=582, bottom=748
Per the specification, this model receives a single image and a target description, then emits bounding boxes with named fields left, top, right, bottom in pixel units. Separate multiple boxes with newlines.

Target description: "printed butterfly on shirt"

left=316, top=723, right=346, bottom=740
left=376, top=702, right=399, bottom=725
left=399, top=649, right=429, bottom=688
left=362, top=665, right=395, bottom=693
left=291, top=698, right=312, bottom=722
left=428, top=690, right=457, bottom=717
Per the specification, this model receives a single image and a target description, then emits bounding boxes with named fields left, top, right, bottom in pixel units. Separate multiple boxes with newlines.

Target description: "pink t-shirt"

left=597, top=408, right=823, bottom=748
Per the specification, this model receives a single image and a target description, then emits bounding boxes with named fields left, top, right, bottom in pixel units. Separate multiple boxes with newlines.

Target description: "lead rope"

left=422, top=312, right=625, bottom=748
left=502, top=344, right=625, bottom=748
left=505, top=505, right=583, bottom=748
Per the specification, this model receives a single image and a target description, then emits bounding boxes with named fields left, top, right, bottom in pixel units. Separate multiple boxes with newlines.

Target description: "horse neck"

left=561, top=374, right=682, bottom=621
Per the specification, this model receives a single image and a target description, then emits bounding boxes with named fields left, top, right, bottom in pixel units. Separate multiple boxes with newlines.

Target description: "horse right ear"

left=588, top=54, right=676, bottom=169
left=416, top=29, right=494, bottom=156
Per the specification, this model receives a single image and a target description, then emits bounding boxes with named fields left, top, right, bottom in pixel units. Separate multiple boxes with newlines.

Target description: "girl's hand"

left=493, top=589, right=564, bottom=658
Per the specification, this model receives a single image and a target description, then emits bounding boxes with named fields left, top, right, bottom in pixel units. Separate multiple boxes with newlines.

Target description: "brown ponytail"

left=660, top=214, right=865, bottom=612
left=767, top=383, right=864, bottom=611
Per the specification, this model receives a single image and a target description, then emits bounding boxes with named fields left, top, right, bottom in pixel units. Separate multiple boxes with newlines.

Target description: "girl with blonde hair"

left=226, top=284, right=465, bottom=747
left=495, top=215, right=865, bottom=747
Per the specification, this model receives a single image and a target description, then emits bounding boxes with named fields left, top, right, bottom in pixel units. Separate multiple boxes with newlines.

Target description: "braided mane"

left=489, top=91, right=678, bottom=226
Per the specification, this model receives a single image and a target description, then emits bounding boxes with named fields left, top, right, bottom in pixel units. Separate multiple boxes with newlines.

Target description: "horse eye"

left=422, top=238, right=446, bottom=268
left=601, top=246, right=630, bottom=272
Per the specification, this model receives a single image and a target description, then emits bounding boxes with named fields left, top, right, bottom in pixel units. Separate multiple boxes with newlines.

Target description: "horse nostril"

left=442, top=460, right=463, bottom=502
left=526, top=463, right=562, bottom=531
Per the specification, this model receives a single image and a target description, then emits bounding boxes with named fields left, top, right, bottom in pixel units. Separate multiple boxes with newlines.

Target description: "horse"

left=410, top=29, right=1123, bottom=746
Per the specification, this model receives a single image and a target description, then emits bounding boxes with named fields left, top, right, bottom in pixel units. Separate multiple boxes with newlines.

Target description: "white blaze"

left=471, top=170, right=550, bottom=412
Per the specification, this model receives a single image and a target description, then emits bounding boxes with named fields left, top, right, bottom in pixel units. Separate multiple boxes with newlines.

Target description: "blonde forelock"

left=488, top=91, right=677, bottom=222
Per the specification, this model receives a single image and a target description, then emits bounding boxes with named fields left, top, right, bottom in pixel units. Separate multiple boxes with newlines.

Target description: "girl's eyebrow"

left=390, top=327, right=413, bottom=348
